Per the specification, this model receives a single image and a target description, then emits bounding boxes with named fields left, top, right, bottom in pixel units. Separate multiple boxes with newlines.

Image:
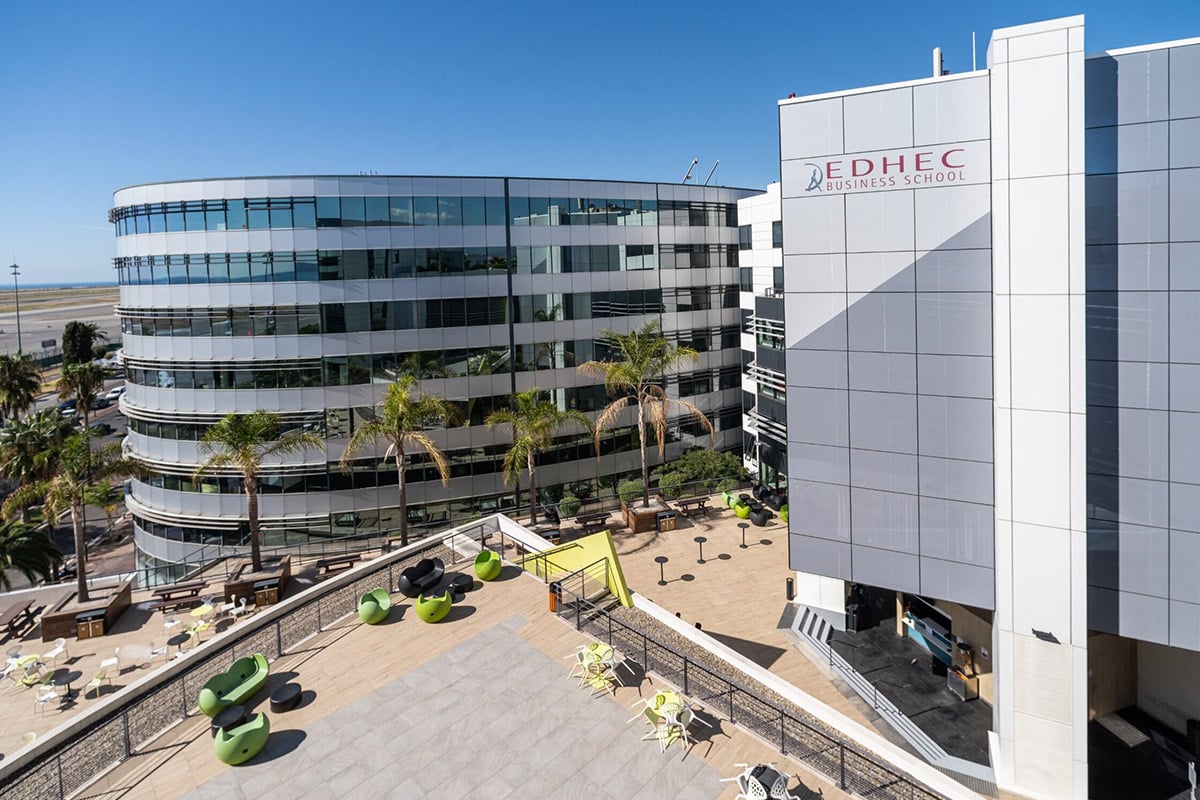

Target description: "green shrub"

left=715, top=477, right=740, bottom=493
left=617, top=479, right=644, bottom=503
left=656, top=471, right=687, bottom=498
left=558, top=492, right=582, bottom=518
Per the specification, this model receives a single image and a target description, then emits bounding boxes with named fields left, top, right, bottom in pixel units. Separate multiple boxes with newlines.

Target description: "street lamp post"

left=9, top=263, right=21, bottom=355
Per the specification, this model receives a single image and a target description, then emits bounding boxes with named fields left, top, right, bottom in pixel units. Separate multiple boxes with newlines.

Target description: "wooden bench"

left=315, top=553, right=362, bottom=577
left=147, top=596, right=203, bottom=615
left=575, top=512, right=610, bottom=534
left=0, top=599, right=35, bottom=639
left=676, top=496, right=711, bottom=517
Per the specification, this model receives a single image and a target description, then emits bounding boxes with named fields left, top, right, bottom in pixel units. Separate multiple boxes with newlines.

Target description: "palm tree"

left=0, top=409, right=74, bottom=522
left=340, top=375, right=458, bottom=547
left=57, top=362, right=106, bottom=430
left=0, top=353, right=42, bottom=420
left=195, top=411, right=321, bottom=573
left=0, top=518, right=62, bottom=591
left=486, top=387, right=592, bottom=525
left=578, top=320, right=714, bottom=508
left=2, top=435, right=136, bottom=603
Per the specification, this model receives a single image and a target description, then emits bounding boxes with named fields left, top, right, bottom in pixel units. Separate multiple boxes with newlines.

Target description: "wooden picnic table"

left=575, top=512, right=611, bottom=533
left=675, top=496, right=710, bottom=516
left=315, top=553, right=361, bottom=576
left=151, top=580, right=209, bottom=601
left=0, top=598, right=35, bottom=638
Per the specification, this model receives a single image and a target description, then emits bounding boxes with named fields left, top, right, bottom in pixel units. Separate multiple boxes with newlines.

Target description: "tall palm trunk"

left=637, top=393, right=651, bottom=508
left=244, top=475, right=262, bottom=572
left=395, top=448, right=408, bottom=547
left=527, top=450, right=538, bottom=525
left=72, top=501, right=89, bottom=602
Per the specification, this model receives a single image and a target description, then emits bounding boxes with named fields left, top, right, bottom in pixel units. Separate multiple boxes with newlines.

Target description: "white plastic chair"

left=719, top=763, right=799, bottom=800
left=162, top=612, right=181, bottom=635
left=43, top=638, right=68, bottom=666
left=226, top=595, right=248, bottom=622
left=86, top=656, right=119, bottom=698
left=34, top=685, right=58, bottom=715
left=148, top=642, right=168, bottom=664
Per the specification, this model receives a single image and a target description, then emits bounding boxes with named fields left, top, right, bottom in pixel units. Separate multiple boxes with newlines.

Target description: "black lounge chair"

left=750, top=507, right=775, bottom=527
left=397, top=558, right=445, bottom=598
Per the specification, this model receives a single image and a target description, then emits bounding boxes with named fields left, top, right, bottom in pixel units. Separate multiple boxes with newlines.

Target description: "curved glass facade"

left=115, top=175, right=754, bottom=565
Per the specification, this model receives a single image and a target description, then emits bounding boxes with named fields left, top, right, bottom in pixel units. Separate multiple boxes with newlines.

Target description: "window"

left=772, top=220, right=783, bottom=248
left=738, top=224, right=752, bottom=251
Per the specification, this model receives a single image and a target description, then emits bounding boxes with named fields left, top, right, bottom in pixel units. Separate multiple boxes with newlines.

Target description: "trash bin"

left=253, top=579, right=280, bottom=607
left=76, top=609, right=106, bottom=639
left=548, top=582, right=562, bottom=613
left=656, top=510, right=677, bottom=532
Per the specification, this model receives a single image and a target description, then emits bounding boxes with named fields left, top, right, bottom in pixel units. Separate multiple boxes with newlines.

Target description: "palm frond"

left=406, top=432, right=451, bottom=485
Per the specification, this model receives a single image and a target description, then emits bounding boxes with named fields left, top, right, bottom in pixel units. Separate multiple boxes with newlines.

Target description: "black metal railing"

left=0, top=516, right=514, bottom=800
left=548, top=581, right=945, bottom=800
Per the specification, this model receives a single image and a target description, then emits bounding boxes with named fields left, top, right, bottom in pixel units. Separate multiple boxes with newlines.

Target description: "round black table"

left=270, top=682, right=302, bottom=713
left=447, top=573, right=473, bottom=601
left=694, top=536, right=707, bottom=564
left=738, top=522, right=750, bottom=549
left=210, top=704, right=246, bottom=737
left=168, top=632, right=191, bottom=655
left=52, top=669, right=82, bottom=701
left=654, top=556, right=669, bottom=586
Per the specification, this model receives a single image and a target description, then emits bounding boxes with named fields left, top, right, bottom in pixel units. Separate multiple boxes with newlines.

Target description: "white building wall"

left=988, top=16, right=1089, bottom=800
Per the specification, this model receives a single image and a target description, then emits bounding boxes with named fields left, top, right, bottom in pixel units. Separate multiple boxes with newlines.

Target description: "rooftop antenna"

left=703, top=160, right=720, bottom=186
left=681, top=158, right=699, bottom=184
left=972, top=32, right=977, bottom=71
left=932, top=47, right=945, bottom=77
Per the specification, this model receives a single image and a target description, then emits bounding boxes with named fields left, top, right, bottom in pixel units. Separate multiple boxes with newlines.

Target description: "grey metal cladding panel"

left=848, top=352, right=916, bottom=394
left=1119, top=591, right=1169, bottom=645
left=1088, top=520, right=1119, bottom=589
left=850, top=487, right=919, bottom=552
left=787, top=349, right=848, bottom=389
left=1116, top=522, right=1170, bottom=597
left=787, top=387, right=848, bottom=447
left=1086, top=174, right=1118, bottom=244
left=1088, top=473, right=1170, bottom=529
left=1114, top=49, right=1171, bottom=125
left=848, top=390, right=917, bottom=454
left=917, top=354, right=993, bottom=400
left=1170, top=44, right=1200, bottom=120
left=1118, top=291, right=1169, bottom=363
left=1169, top=412, right=1200, bottom=484
left=918, top=455, right=994, bottom=505
left=1171, top=244, right=1200, bottom=291
left=1171, top=482, right=1200, bottom=533
left=1113, top=407, right=1170, bottom=482
left=918, top=497, right=994, bottom=566
left=791, top=534, right=852, bottom=580
left=1088, top=585, right=1120, bottom=634
left=917, top=395, right=993, bottom=462
left=847, top=292, right=915, bottom=353
left=1170, top=168, right=1200, bottom=243
left=915, top=293, right=992, bottom=357
left=912, top=75, right=990, bottom=145
left=914, top=249, right=992, bottom=292
left=846, top=253, right=915, bottom=293
left=851, top=545, right=920, bottom=594
left=786, top=292, right=848, bottom=351
left=1169, top=600, right=1200, bottom=651
left=1117, top=171, right=1170, bottom=244
left=1169, top=118, right=1200, bottom=168
left=1085, top=56, right=1118, bottom=129
left=919, top=557, right=995, bottom=610
left=1087, top=245, right=1117, bottom=290
left=842, top=88, right=914, bottom=153
left=790, top=443, right=850, bottom=485
left=849, top=448, right=918, bottom=495
left=844, top=191, right=915, bottom=253
left=1170, top=292, right=1200, bottom=364
left=1085, top=122, right=1169, bottom=174
left=780, top=97, right=844, bottom=161
left=756, top=296, right=784, bottom=321
left=789, top=479, right=850, bottom=541
left=1116, top=244, right=1169, bottom=291
left=1169, top=530, right=1200, bottom=603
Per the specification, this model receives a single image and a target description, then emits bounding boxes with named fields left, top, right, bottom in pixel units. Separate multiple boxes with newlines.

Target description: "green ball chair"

left=198, top=653, right=270, bottom=718
left=722, top=490, right=735, bottom=508
left=732, top=499, right=752, bottom=520
left=779, top=504, right=789, bottom=524
left=214, top=712, right=270, bottom=765
left=416, top=591, right=452, bottom=623
left=474, top=550, right=501, bottom=582
left=357, top=587, right=391, bottom=624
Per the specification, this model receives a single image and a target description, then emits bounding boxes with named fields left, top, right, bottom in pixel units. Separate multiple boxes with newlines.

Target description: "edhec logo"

left=803, top=163, right=824, bottom=192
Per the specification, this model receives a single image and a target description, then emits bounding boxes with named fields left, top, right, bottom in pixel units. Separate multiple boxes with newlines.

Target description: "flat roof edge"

left=779, top=70, right=988, bottom=107
left=1087, top=34, right=1200, bottom=59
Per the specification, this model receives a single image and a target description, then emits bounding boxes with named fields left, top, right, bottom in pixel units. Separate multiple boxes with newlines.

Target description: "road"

left=0, top=301, right=119, bottom=359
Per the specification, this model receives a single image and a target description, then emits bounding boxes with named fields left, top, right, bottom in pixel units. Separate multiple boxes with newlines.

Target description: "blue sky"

left=2, top=1, right=1198, bottom=282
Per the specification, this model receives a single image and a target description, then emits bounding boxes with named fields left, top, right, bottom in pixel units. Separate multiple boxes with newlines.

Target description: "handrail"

left=547, top=581, right=950, bottom=800
left=0, top=513, right=511, bottom=798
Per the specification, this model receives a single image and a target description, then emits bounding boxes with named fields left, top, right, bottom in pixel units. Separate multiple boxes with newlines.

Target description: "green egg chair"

left=416, top=591, right=452, bottom=623
left=198, top=653, right=270, bottom=717
left=779, top=504, right=789, bottom=524
left=214, top=712, right=271, bottom=765
left=732, top=499, right=752, bottom=520
left=474, top=550, right=501, bottom=582
left=357, top=587, right=391, bottom=624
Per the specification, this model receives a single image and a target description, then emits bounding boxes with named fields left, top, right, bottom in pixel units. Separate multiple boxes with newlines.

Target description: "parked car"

left=104, top=384, right=126, bottom=401
left=88, top=422, right=114, bottom=437
left=91, top=395, right=111, bottom=410
left=58, top=399, right=78, bottom=420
